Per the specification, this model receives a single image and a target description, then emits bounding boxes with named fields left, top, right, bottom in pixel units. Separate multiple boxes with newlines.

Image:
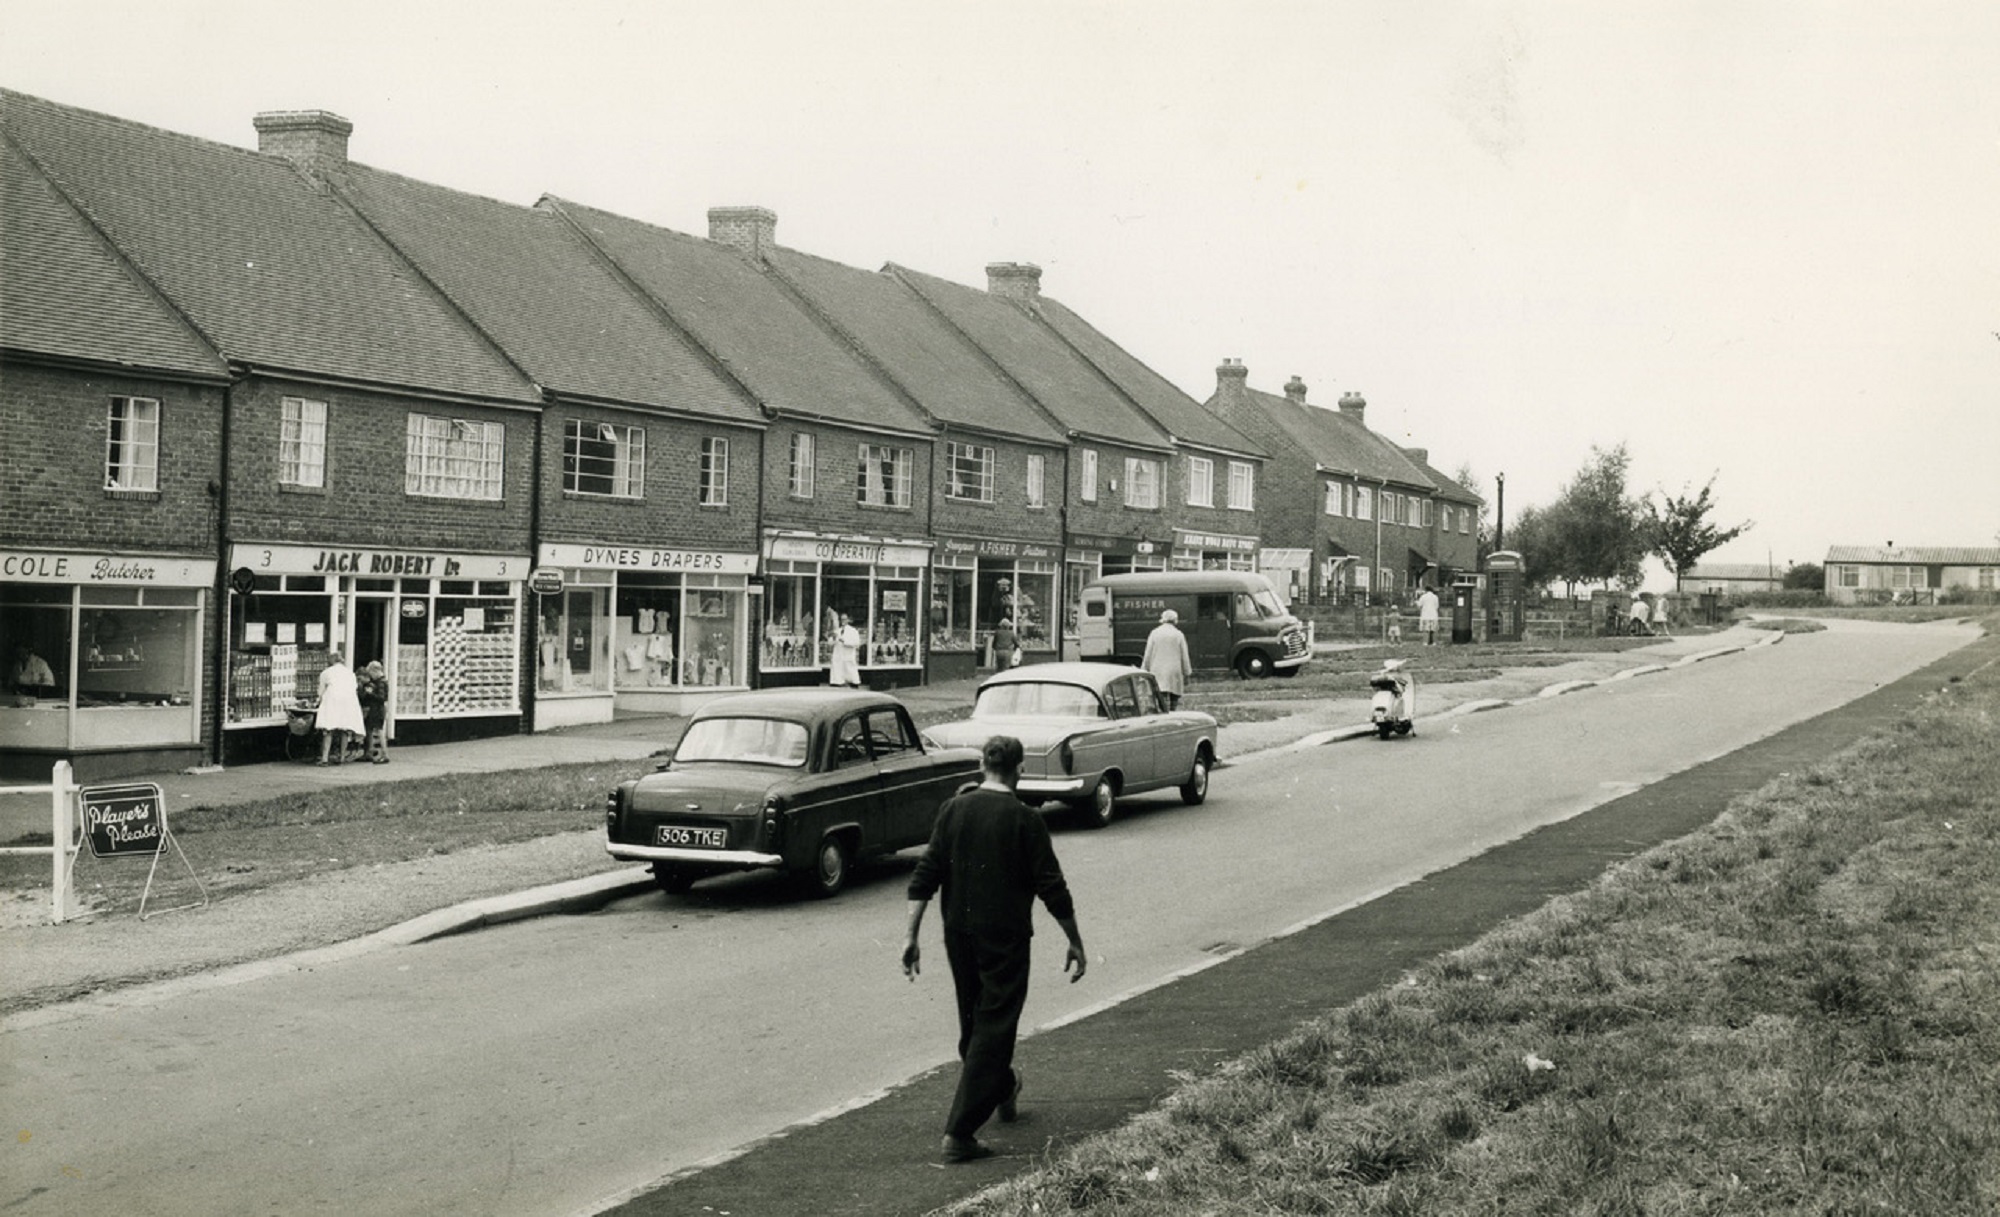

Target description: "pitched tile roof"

left=1220, top=383, right=1435, bottom=488
left=1400, top=450, right=1482, bottom=505
left=888, top=265, right=1173, bottom=451
left=546, top=199, right=931, bottom=437
left=1031, top=297, right=1265, bottom=460
left=0, top=89, right=537, bottom=403
left=335, top=167, right=760, bottom=425
left=763, top=248, right=1062, bottom=445
left=1824, top=546, right=2000, bottom=565
left=1, top=128, right=226, bottom=379
left=1683, top=563, right=1786, bottom=581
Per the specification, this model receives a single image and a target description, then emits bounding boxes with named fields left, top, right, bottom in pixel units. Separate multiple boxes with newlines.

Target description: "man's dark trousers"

left=943, top=926, right=1032, bottom=1138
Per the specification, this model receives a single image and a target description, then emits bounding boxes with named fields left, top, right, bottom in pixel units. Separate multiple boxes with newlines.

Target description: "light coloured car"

left=925, top=662, right=1218, bottom=828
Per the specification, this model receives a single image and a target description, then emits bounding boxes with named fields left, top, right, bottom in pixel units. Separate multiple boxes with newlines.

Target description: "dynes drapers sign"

left=2, top=551, right=215, bottom=586
left=538, top=543, right=757, bottom=574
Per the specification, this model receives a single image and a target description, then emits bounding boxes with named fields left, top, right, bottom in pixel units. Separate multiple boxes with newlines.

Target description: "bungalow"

left=1823, top=545, right=2000, bottom=605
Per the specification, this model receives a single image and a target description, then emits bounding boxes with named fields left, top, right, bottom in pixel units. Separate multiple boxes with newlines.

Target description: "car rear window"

left=974, top=682, right=1105, bottom=719
left=675, top=717, right=810, bottom=767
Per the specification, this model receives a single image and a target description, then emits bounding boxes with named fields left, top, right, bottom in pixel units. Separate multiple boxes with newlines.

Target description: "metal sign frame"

left=74, top=783, right=209, bottom=919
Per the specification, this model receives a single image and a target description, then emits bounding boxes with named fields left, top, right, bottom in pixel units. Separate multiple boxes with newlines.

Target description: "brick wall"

left=760, top=420, right=934, bottom=540
left=1167, top=450, right=1267, bottom=544
left=1065, top=439, right=1173, bottom=541
left=932, top=434, right=1064, bottom=544
left=225, top=378, right=534, bottom=555
left=538, top=403, right=760, bottom=552
left=0, top=361, right=224, bottom=552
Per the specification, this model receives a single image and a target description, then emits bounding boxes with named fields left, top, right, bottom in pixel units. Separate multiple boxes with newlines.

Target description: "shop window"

left=763, top=569, right=821, bottom=670
left=406, top=414, right=504, bottom=500
left=1025, top=454, right=1046, bottom=509
left=700, top=437, right=729, bottom=506
left=946, top=442, right=994, bottom=502
left=4, top=584, right=202, bottom=750
left=1123, top=458, right=1160, bottom=509
left=105, top=396, right=159, bottom=491
left=4, top=584, right=73, bottom=703
left=789, top=432, right=815, bottom=498
left=613, top=575, right=680, bottom=689
left=1228, top=461, right=1254, bottom=510
left=682, top=578, right=743, bottom=686
left=538, top=585, right=611, bottom=694
left=1186, top=457, right=1214, bottom=508
left=280, top=397, right=327, bottom=488
left=564, top=420, right=645, bottom=498
left=930, top=565, right=975, bottom=652
left=857, top=443, right=912, bottom=508
left=869, top=569, right=920, bottom=666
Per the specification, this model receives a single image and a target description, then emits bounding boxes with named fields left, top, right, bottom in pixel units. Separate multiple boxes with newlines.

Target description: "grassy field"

left=951, top=654, right=2000, bottom=1213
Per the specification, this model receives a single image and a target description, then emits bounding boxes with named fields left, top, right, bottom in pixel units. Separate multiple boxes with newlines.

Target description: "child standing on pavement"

left=357, top=660, right=391, bottom=763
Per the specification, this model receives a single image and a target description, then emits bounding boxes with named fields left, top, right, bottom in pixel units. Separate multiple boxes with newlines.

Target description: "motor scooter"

left=1369, top=659, right=1415, bottom=738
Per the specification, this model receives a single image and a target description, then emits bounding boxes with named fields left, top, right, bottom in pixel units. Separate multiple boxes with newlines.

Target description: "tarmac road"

left=2, top=618, right=1984, bottom=1217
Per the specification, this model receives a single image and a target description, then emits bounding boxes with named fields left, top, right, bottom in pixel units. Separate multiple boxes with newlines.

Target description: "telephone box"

left=1484, top=551, right=1526, bottom=642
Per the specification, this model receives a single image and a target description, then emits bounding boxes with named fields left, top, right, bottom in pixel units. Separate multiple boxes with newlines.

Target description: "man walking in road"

left=902, top=735, right=1087, bottom=1163
left=1141, top=608, right=1192, bottom=709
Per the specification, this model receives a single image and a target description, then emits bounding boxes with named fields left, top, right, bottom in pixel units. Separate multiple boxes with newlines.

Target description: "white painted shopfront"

left=760, top=531, right=931, bottom=688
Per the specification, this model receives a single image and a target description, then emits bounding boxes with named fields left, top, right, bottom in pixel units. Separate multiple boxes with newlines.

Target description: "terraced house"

left=4, top=87, right=1467, bottom=779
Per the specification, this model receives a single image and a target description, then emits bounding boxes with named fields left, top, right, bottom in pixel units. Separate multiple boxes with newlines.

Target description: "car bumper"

left=1276, top=653, right=1310, bottom=669
left=606, top=843, right=784, bottom=868
left=1018, top=775, right=1088, bottom=796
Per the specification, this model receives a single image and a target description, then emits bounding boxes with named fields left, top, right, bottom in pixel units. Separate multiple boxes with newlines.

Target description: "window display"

left=2, top=580, right=203, bottom=751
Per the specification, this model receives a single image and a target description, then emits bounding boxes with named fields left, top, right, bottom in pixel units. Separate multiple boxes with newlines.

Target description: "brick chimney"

left=986, top=262, right=1042, bottom=303
left=708, top=206, right=777, bottom=260
left=1214, top=358, right=1249, bottom=409
left=253, top=110, right=352, bottom=183
left=1338, top=391, right=1367, bottom=427
left=1403, top=447, right=1429, bottom=466
left=1284, top=375, right=1308, bottom=406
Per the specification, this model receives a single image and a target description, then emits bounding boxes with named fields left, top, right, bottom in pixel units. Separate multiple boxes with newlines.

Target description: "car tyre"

left=1074, top=775, right=1118, bottom=829
left=1179, top=754, right=1210, bottom=805
left=1376, top=722, right=1395, bottom=740
left=651, top=863, right=697, bottom=895
left=1236, top=650, right=1273, bottom=679
left=803, top=834, right=852, bottom=899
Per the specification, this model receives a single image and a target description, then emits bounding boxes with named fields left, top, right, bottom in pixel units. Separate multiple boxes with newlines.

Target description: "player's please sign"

left=81, top=783, right=167, bottom=859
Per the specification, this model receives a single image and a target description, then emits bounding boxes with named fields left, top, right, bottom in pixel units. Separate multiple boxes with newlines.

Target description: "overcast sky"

left=6, top=1, right=1997, bottom=581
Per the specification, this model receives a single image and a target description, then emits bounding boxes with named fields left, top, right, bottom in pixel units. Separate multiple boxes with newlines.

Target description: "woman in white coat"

left=315, top=649, right=368, bottom=764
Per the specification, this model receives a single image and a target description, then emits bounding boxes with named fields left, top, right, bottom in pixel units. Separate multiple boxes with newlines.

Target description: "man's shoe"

left=998, top=1071, right=1023, bottom=1123
left=941, top=1135, right=995, bottom=1164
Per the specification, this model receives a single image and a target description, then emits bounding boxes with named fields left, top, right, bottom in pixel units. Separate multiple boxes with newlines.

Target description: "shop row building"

left=1, top=89, right=1479, bottom=779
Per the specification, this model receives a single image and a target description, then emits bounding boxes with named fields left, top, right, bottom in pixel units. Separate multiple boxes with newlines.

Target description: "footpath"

left=3, top=630, right=1767, bottom=1022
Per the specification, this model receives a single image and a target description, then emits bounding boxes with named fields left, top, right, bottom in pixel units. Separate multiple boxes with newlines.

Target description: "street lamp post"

left=1494, top=472, right=1506, bottom=552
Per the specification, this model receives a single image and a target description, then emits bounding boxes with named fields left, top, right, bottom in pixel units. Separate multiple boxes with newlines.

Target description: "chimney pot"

left=1338, top=391, right=1367, bottom=426
left=708, top=206, right=777, bottom=260
left=1284, top=375, right=1308, bottom=405
left=985, top=262, right=1043, bottom=303
left=253, top=110, right=352, bottom=182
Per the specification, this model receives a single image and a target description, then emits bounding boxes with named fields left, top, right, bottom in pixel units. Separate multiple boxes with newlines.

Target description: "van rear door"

left=1079, top=586, right=1113, bottom=659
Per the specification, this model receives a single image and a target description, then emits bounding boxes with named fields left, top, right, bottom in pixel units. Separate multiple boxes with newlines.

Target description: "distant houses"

left=1822, top=546, right=2000, bottom=605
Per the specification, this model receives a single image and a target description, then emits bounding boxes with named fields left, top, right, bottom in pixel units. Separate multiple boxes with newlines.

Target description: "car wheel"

left=1236, top=650, right=1272, bottom=679
left=651, top=863, right=696, bottom=895
left=803, top=834, right=852, bottom=899
left=1074, top=775, right=1117, bottom=829
left=1179, top=754, right=1210, bottom=806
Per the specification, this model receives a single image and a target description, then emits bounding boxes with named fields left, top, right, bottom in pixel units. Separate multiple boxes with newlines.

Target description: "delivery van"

left=1078, top=571, right=1311, bottom=678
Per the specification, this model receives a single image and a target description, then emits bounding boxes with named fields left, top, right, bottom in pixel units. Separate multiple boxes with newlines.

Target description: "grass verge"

left=952, top=661, right=2000, bottom=1214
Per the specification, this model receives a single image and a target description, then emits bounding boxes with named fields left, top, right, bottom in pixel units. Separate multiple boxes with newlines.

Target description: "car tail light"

left=604, top=785, right=624, bottom=833
left=1058, top=739, right=1075, bottom=774
left=762, top=797, right=784, bottom=846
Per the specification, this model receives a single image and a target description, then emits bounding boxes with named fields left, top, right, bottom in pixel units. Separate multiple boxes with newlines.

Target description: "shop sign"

left=766, top=537, right=930, bottom=567
left=527, top=567, right=566, bottom=596
left=938, top=536, right=1059, bottom=561
left=229, top=544, right=522, bottom=581
left=81, top=783, right=167, bottom=858
left=537, top=543, right=757, bottom=574
left=1174, top=529, right=1257, bottom=551
left=2, top=550, right=215, bottom=587
left=1065, top=532, right=1133, bottom=554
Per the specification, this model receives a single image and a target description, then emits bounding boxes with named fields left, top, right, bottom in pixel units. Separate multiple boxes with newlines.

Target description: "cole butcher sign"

left=229, top=544, right=522, bottom=581
left=538, top=543, right=757, bottom=575
left=2, top=550, right=216, bottom=587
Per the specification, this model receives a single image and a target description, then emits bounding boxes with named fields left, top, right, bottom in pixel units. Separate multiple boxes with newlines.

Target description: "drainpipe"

left=523, top=402, right=545, bottom=730
left=210, top=368, right=249, bottom=766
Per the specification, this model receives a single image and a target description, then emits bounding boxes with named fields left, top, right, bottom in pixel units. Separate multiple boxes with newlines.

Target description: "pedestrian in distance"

left=902, top=735, right=1087, bottom=1164
left=1417, top=586, right=1441, bottom=647
left=1628, top=595, right=1652, bottom=637
left=1649, top=594, right=1672, bottom=636
left=992, top=615, right=1020, bottom=670
left=828, top=612, right=862, bottom=688
left=1141, top=608, right=1192, bottom=710
left=314, top=649, right=367, bottom=765
left=357, top=660, right=391, bottom=763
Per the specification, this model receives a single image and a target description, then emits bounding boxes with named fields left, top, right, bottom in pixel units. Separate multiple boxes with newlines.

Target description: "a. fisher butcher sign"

left=82, top=783, right=168, bottom=858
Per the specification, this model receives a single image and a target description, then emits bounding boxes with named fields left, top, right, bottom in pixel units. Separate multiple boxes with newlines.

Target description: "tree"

left=1528, top=444, right=1649, bottom=596
left=1648, top=475, right=1754, bottom=590
left=1783, top=561, right=1824, bottom=591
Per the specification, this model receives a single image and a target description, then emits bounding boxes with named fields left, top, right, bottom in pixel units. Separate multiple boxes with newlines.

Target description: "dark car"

left=924, top=662, right=1219, bottom=829
left=605, top=689, right=980, bottom=898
